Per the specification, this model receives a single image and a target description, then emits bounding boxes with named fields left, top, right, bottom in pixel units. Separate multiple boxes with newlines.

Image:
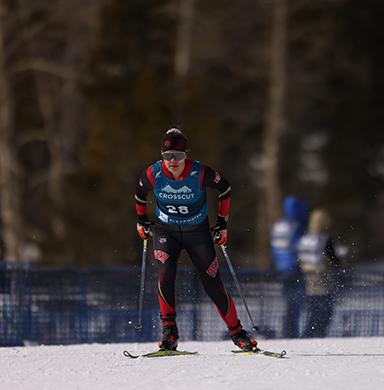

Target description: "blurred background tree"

left=0, top=0, right=382, bottom=267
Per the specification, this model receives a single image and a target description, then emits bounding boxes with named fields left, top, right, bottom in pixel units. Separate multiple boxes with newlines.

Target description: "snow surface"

left=1, top=337, right=384, bottom=390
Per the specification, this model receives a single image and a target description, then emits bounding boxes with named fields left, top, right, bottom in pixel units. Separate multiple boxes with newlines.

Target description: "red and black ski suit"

left=135, top=158, right=243, bottom=335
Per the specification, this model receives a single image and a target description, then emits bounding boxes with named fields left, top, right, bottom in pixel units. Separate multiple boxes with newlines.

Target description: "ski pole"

left=220, top=245, right=258, bottom=331
left=135, top=239, right=148, bottom=331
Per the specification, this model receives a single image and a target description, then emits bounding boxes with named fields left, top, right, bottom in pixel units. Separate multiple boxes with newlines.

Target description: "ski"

left=123, top=348, right=286, bottom=359
left=123, top=350, right=198, bottom=359
left=232, top=348, right=287, bottom=358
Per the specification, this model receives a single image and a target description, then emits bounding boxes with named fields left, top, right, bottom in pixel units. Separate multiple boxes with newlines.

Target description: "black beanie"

left=161, top=128, right=187, bottom=152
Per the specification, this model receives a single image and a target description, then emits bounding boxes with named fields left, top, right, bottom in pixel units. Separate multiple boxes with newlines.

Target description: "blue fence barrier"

left=1, top=261, right=383, bottom=346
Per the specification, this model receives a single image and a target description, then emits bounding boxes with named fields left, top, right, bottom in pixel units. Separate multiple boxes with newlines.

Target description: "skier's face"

left=162, top=150, right=186, bottom=173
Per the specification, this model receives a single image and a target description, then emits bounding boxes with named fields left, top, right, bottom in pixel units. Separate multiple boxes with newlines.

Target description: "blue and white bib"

left=297, top=233, right=329, bottom=265
left=271, top=219, right=300, bottom=272
left=152, top=160, right=208, bottom=225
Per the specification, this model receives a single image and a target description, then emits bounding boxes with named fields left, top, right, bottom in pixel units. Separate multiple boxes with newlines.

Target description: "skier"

left=135, top=128, right=257, bottom=352
left=297, top=209, right=341, bottom=338
left=270, top=196, right=308, bottom=338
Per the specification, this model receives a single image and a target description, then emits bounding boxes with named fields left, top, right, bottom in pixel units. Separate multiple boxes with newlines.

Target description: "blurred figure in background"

left=297, top=209, right=341, bottom=338
left=270, top=196, right=308, bottom=338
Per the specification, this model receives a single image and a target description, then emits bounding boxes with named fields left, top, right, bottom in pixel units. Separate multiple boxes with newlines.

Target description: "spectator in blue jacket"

left=271, top=196, right=308, bottom=338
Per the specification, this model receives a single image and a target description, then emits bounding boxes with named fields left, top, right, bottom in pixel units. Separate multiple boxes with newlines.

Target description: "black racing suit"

left=135, top=159, right=242, bottom=335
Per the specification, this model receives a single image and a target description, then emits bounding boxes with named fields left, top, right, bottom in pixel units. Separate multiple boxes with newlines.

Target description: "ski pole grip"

left=214, top=231, right=221, bottom=241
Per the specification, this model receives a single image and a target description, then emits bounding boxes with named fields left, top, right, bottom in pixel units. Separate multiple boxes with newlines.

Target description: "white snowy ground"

left=1, top=337, right=384, bottom=390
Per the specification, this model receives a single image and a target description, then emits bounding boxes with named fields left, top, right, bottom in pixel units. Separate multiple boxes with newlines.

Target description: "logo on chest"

left=158, top=185, right=195, bottom=200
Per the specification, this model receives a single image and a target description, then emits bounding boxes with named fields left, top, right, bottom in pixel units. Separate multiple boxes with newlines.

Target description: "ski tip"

left=123, top=350, right=139, bottom=359
left=280, top=350, right=287, bottom=358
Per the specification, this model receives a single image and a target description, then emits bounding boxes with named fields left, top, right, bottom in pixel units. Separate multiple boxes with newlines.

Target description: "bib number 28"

left=166, top=205, right=189, bottom=214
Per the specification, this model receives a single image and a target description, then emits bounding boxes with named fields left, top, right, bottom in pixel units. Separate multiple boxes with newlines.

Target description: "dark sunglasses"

left=162, top=151, right=186, bottom=161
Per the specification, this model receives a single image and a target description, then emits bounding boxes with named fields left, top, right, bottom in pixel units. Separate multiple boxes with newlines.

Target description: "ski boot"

left=158, top=323, right=179, bottom=351
left=231, top=328, right=258, bottom=352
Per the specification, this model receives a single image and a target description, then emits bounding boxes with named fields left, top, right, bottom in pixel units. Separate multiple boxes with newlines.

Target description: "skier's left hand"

left=211, top=216, right=228, bottom=246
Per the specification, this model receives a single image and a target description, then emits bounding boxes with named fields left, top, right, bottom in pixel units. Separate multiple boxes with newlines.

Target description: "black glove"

left=136, top=215, right=153, bottom=240
left=210, top=216, right=228, bottom=245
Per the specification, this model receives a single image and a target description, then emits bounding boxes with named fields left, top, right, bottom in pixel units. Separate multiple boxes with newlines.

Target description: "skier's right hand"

left=136, top=216, right=153, bottom=240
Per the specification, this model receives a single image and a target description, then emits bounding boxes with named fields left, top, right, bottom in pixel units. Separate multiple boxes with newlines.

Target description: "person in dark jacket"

left=297, top=209, right=341, bottom=338
left=270, top=196, right=308, bottom=338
